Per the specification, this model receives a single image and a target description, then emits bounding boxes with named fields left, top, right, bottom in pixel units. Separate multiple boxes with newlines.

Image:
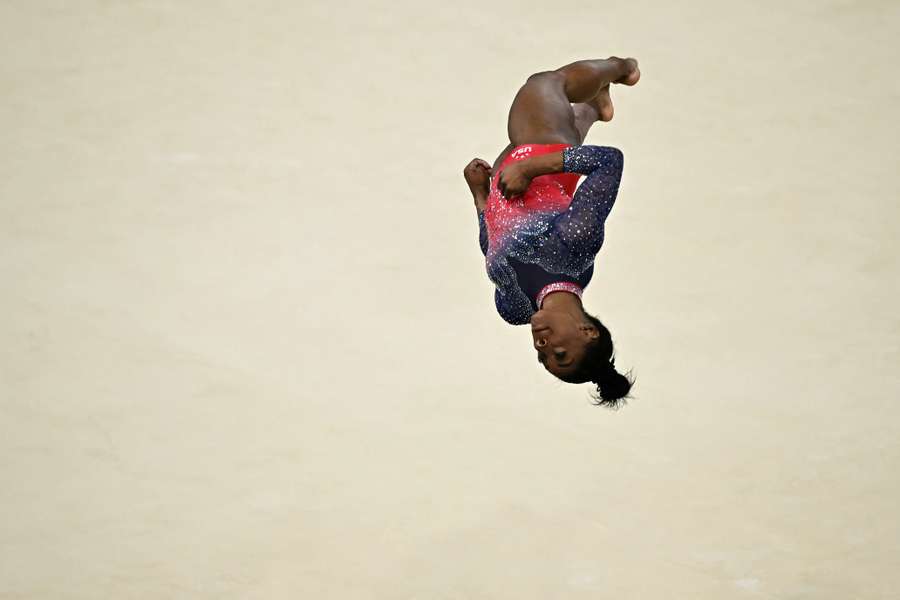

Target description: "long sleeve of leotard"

left=478, top=211, right=488, bottom=256
left=535, top=145, right=624, bottom=275
left=494, top=286, right=533, bottom=325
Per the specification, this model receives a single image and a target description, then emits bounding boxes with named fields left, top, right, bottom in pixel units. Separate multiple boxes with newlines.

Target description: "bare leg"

left=507, top=57, right=640, bottom=147
left=572, top=101, right=601, bottom=143
left=571, top=81, right=618, bottom=142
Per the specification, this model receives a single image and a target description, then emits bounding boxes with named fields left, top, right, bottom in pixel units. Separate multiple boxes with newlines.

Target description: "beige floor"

left=2, top=1, right=899, bottom=598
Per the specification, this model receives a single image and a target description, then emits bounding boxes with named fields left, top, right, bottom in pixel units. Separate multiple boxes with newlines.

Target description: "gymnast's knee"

left=524, top=70, right=565, bottom=86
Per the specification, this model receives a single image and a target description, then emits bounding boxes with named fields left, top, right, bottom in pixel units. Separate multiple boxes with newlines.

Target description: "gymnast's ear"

left=580, top=324, right=600, bottom=340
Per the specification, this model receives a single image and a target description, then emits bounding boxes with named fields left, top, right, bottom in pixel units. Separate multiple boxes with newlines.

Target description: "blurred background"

left=2, top=1, right=898, bottom=598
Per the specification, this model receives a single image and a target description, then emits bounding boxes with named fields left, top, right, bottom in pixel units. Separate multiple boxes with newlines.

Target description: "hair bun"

left=591, top=358, right=634, bottom=408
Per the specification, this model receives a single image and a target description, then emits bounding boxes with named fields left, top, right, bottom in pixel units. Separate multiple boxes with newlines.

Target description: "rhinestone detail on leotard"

left=536, top=282, right=584, bottom=309
left=478, top=144, right=624, bottom=325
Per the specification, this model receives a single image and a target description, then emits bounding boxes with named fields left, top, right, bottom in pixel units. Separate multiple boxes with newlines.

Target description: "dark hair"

left=558, top=311, right=635, bottom=408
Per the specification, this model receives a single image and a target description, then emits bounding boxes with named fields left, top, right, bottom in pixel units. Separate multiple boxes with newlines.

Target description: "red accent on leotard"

left=484, top=144, right=581, bottom=248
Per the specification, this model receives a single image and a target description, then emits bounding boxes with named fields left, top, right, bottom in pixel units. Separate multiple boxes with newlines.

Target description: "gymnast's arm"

left=498, top=145, right=624, bottom=272
left=463, top=158, right=492, bottom=256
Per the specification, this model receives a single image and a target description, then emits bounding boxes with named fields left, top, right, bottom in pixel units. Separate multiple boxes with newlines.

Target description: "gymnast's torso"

left=478, top=143, right=624, bottom=325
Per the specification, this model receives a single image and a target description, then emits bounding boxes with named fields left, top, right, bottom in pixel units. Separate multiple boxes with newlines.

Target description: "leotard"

left=478, top=143, right=624, bottom=325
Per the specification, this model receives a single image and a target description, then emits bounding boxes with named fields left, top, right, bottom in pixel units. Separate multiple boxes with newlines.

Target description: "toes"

left=624, top=68, right=640, bottom=86
left=620, top=58, right=640, bottom=86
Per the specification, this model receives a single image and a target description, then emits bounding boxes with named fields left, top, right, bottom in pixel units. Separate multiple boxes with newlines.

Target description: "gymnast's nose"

left=535, top=337, right=548, bottom=348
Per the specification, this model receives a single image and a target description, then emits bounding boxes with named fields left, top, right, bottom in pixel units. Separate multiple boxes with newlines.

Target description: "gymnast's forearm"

left=520, top=145, right=623, bottom=179
left=520, top=151, right=565, bottom=179
left=472, top=188, right=488, bottom=213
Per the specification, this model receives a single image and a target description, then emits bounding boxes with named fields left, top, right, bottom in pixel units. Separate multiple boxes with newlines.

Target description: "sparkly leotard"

left=477, top=143, right=624, bottom=325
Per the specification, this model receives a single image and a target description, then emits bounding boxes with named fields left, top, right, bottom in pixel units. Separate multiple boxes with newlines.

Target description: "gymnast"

left=463, top=57, right=640, bottom=406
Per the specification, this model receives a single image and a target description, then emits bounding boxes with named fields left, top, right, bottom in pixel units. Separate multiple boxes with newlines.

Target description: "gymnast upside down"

left=463, top=57, right=640, bottom=406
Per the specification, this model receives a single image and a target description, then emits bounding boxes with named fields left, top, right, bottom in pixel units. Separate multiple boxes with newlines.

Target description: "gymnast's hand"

left=464, top=158, right=492, bottom=190
left=498, top=161, right=533, bottom=199
left=464, top=158, right=492, bottom=211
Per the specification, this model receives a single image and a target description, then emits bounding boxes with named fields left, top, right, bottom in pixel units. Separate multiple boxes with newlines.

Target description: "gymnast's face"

left=530, top=310, right=600, bottom=378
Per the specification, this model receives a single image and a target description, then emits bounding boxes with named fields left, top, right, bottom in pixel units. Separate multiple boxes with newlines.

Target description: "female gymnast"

left=463, top=57, right=639, bottom=406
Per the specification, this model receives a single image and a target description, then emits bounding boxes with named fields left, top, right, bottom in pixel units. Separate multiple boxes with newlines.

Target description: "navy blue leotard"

left=479, top=144, right=624, bottom=325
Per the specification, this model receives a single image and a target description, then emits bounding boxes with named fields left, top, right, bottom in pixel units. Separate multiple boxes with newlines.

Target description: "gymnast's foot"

left=584, top=58, right=639, bottom=122
left=589, top=85, right=615, bottom=122
left=614, top=57, right=640, bottom=86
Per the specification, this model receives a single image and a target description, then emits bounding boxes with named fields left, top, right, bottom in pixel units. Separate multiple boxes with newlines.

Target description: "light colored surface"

left=2, top=1, right=899, bottom=598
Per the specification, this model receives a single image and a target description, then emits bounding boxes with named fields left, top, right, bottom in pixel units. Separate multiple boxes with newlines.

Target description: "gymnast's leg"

left=572, top=78, right=619, bottom=142
left=507, top=57, right=640, bottom=147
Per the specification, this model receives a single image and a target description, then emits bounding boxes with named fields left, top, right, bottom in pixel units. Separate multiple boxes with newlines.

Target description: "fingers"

left=498, top=167, right=521, bottom=199
left=465, top=158, right=490, bottom=171
left=498, top=175, right=515, bottom=199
